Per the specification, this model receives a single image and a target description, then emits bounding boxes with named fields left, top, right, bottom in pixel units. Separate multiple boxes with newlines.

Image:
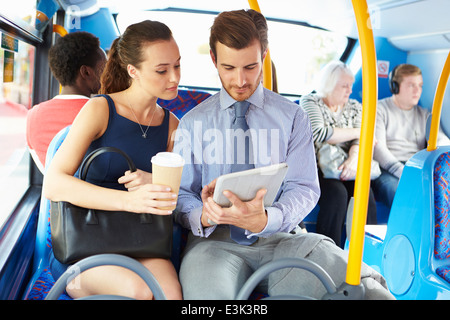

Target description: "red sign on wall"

left=378, top=60, right=390, bottom=78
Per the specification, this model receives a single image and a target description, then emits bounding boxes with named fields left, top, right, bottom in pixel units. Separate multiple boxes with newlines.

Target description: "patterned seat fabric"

left=26, top=269, right=71, bottom=300
left=434, top=152, right=450, bottom=283
left=157, top=89, right=211, bottom=119
left=436, top=266, right=450, bottom=284
left=434, top=152, right=450, bottom=260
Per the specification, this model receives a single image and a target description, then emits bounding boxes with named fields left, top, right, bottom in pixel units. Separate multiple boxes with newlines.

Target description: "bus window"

left=116, top=11, right=218, bottom=90
left=267, top=20, right=348, bottom=95
left=0, top=34, right=34, bottom=228
left=116, top=9, right=348, bottom=97
left=2, top=1, right=37, bottom=29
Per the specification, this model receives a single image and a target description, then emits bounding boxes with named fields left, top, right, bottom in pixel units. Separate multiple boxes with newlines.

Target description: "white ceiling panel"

left=96, top=0, right=450, bottom=52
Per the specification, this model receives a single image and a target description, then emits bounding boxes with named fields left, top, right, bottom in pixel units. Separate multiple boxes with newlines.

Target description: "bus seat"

left=362, top=146, right=450, bottom=299
left=23, top=125, right=184, bottom=300
left=23, top=126, right=72, bottom=300
left=434, top=152, right=450, bottom=281
left=157, top=88, right=211, bottom=119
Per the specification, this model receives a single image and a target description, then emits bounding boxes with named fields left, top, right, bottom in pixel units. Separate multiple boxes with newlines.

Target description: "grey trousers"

left=179, top=226, right=394, bottom=300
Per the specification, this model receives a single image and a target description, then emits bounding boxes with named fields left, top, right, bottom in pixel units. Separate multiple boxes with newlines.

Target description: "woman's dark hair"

left=48, top=31, right=101, bottom=86
left=100, top=20, right=173, bottom=94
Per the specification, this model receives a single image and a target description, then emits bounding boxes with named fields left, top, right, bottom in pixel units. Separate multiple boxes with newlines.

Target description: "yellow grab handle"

left=346, top=0, right=378, bottom=286
left=427, top=51, right=450, bottom=151
left=53, top=24, right=68, bottom=37
left=247, top=0, right=273, bottom=91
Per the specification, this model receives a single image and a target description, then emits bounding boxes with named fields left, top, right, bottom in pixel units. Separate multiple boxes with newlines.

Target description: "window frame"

left=115, top=7, right=356, bottom=99
left=0, top=9, right=55, bottom=300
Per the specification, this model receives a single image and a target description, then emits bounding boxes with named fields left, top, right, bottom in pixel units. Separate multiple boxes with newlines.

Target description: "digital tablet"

left=212, top=163, right=289, bottom=207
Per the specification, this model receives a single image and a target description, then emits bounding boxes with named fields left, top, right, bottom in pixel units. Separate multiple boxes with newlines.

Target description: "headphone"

left=388, top=65, right=400, bottom=94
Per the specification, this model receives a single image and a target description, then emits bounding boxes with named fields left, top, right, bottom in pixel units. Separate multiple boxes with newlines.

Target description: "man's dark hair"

left=209, top=9, right=268, bottom=60
left=48, top=31, right=101, bottom=86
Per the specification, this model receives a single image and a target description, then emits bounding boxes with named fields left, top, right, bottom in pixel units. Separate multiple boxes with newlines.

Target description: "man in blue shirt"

left=174, top=9, right=393, bottom=300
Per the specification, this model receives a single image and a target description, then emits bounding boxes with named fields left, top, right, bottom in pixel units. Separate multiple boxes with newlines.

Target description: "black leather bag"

left=50, top=147, right=173, bottom=264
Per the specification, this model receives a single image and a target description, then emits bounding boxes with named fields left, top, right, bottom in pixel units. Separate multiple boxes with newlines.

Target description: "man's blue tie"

left=229, top=101, right=257, bottom=245
left=231, top=101, right=253, bottom=173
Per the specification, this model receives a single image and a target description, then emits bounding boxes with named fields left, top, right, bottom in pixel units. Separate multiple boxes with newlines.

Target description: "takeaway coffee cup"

left=151, top=152, right=185, bottom=210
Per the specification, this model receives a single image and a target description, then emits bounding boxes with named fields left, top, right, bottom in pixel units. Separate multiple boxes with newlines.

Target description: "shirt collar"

left=219, top=83, right=265, bottom=110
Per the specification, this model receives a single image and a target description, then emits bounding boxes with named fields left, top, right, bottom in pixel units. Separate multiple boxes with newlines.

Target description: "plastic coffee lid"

left=151, top=152, right=185, bottom=167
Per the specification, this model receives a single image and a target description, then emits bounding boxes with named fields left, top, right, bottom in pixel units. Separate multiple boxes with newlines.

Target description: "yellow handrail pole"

left=248, top=0, right=273, bottom=91
left=247, top=0, right=261, bottom=12
left=427, top=51, right=450, bottom=151
left=346, top=0, right=378, bottom=286
left=52, top=25, right=68, bottom=93
left=262, top=50, right=273, bottom=91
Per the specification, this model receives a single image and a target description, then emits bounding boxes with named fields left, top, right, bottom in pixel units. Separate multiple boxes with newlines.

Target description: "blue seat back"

left=363, top=146, right=450, bottom=299
left=32, top=126, right=71, bottom=275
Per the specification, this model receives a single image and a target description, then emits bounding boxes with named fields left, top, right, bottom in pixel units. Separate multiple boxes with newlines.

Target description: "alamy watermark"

left=174, top=121, right=281, bottom=166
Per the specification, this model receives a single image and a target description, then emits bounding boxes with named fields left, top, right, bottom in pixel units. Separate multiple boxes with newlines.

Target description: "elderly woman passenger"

left=300, top=61, right=377, bottom=247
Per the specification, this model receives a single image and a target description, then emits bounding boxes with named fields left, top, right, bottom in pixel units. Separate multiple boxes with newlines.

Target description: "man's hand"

left=201, top=182, right=268, bottom=233
left=200, top=179, right=216, bottom=227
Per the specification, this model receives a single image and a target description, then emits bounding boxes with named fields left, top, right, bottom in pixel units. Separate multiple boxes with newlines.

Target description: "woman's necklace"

left=125, top=91, right=156, bottom=139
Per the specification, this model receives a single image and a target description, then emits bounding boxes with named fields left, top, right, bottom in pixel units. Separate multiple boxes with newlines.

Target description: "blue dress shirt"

left=173, top=83, right=320, bottom=239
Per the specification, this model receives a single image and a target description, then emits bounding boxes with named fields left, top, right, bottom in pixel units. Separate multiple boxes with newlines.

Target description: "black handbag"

left=50, top=147, right=173, bottom=264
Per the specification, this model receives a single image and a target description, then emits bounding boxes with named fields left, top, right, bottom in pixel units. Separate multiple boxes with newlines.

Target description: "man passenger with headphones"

left=373, top=64, right=449, bottom=209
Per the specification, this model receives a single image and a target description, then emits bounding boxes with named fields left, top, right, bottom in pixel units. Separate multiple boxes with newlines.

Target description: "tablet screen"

left=212, top=163, right=288, bottom=207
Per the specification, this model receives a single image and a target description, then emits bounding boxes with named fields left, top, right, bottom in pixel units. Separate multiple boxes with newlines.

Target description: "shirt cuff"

left=247, top=206, right=282, bottom=238
left=188, top=206, right=217, bottom=237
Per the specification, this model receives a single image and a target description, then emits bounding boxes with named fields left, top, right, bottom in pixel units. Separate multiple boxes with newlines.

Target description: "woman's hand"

left=339, top=144, right=359, bottom=180
left=123, top=183, right=177, bottom=215
left=118, top=169, right=153, bottom=191
left=338, top=157, right=358, bottom=180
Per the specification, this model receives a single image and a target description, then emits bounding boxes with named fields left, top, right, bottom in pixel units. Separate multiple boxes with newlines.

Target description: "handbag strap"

left=79, top=147, right=137, bottom=181
left=77, top=147, right=152, bottom=224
